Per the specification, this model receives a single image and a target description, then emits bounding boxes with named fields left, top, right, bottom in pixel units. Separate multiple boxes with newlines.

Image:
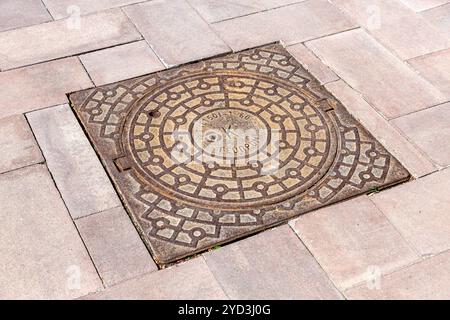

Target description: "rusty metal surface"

left=70, top=44, right=410, bottom=265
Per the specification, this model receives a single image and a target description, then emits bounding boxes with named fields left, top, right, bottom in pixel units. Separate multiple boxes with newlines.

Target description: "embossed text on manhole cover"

left=70, top=44, right=410, bottom=264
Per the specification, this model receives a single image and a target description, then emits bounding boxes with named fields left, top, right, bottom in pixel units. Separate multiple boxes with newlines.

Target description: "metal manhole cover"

left=70, top=44, right=409, bottom=264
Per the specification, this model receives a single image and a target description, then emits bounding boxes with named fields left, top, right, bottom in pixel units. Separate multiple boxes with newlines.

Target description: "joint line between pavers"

left=298, top=26, right=361, bottom=48
left=323, top=2, right=411, bottom=63
left=184, top=0, right=233, bottom=53
left=63, top=100, right=164, bottom=270
left=367, top=195, right=423, bottom=259
left=76, top=56, right=96, bottom=86
left=1, top=38, right=144, bottom=73
left=200, top=256, right=232, bottom=300
left=0, top=161, right=46, bottom=177
left=286, top=43, right=341, bottom=85
left=208, top=0, right=309, bottom=24
left=419, top=2, right=450, bottom=13
left=325, top=77, right=439, bottom=173
left=388, top=99, right=450, bottom=121
left=23, top=113, right=107, bottom=291
left=120, top=6, right=170, bottom=68
left=39, top=0, right=56, bottom=21
left=72, top=205, right=123, bottom=222
left=341, top=246, right=450, bottom=296
left=287, top=222, right=346, bottom=298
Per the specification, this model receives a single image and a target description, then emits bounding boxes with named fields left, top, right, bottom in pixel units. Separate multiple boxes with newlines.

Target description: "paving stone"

left=213, top=0, right=357, bottom=51
left=290, top=196, right=419, bottom=290
left=27, top=104, right=121, bottom=219
left=421, top=3, right=450, bottom=34
left=0, top=165, right=102, bottom=299
left=287, top=43, right=340, bottom=85
left=307, top=29, right=446, bottom=119
left=346, top=251, right=450, bottom=299
left=330, top=0, right=450, bottom=60
left=80, top=41, right=165, bottom=86
left=187, top=0, right=306, bottom=23
left=399, top=0, right=450, bottom=12
left=391, top=103, right=450, bottom=167
left=75, top=207, right=157, bottom=287
left=371, top=168, right=450, bottom=256
left=0, top=115, right=44, bottom=174
left=0, top=0, right=52, bottom=32
left=86, top=258, right=227, bottom=299
left=204, top=225, right=342, bottom=299
left=325, top=80, right=437, bottom=178
left=0, top=9, right=141, bottom=70
left=124, top=0, right=230, bottom=67
left=0, top=58, right=92, bottom=119
left=408, top=49, right=450, bottom=99
left=42, top=0, right=147, bottom=20
left=70, top=44, right=409, bottom=264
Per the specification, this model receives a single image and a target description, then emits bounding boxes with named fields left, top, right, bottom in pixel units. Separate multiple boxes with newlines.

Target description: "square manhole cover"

left=70, top=44, right=409, bottom=264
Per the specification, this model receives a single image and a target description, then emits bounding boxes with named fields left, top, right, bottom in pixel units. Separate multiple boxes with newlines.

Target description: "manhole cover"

left=70, top=44, right=409, bottom=264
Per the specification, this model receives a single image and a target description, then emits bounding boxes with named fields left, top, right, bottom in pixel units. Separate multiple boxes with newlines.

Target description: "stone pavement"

left=0, top=0, right=449, bottom=300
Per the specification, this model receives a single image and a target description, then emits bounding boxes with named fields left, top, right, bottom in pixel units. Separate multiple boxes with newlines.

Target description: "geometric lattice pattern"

left=70, top=44, right=409, bottom=264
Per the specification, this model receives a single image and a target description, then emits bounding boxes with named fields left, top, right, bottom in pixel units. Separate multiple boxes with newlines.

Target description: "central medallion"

left=192, top=108, right=268, bottom=161
left=70, top=44, right=410, bottom=264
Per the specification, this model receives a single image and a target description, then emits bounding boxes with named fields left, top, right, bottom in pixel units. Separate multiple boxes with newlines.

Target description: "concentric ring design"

left=124, top=71, right=337, bottom=210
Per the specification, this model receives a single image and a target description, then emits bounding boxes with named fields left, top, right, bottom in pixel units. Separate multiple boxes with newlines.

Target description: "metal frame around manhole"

left=69, top=43, right=410, bottom=265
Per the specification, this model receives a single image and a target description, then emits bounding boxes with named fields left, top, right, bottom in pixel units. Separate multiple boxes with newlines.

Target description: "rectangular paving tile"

left=330, top=0, right=450, bottom=60
left=86, top=258, right=227, bottom=299
left=399, top=0, right=450, bottom=12
left=346, top=251, right=450, bottom=300
left=0, top=58, right=92, bottom=119
left=205, top=225, right=342, bottom=299
left=124, top=0, right=230, bottom=67
left=306, top=29, right=446, bottom=119
left=325, top=80, right=437, bottom=178
left=27, top=104, right=121, bottom=219
left=421, top=3, right=450, bottom=34
left=42, top=0, right=147, bottom=19
left=0, top=9, right=141, bottom=70
left=290, top=196, right=419, bottom=290
left=0, top=165, right=102, bottom=299
left=213, top=0, right=357, bottom=51
left=370, top=168, right=450, bottom=256
left=0, top=115, right=44, bottom=174
left=187, top=0, right=306, bottom=23
left=75, top=206, right=157, bottom=287
left=287, top=43, right=340, bottom=85
left=408, top=49, right=450, bottom=99
left=0, top=0, right=52, bottom=32
left=80, top=41, right=165, bottom=86
left=391, top=102, right=450, bottom=167
left=69, top=44, right=409, bottom=264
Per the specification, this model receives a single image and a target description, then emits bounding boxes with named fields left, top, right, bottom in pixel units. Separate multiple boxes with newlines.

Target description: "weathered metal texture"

left=70, top=44, right=410, bottom=265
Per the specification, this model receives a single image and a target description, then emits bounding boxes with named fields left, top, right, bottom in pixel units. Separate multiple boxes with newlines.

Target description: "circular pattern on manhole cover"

left=123, top=71, right=337, bottom=210
left=72, top=44, right=410, bottom=262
